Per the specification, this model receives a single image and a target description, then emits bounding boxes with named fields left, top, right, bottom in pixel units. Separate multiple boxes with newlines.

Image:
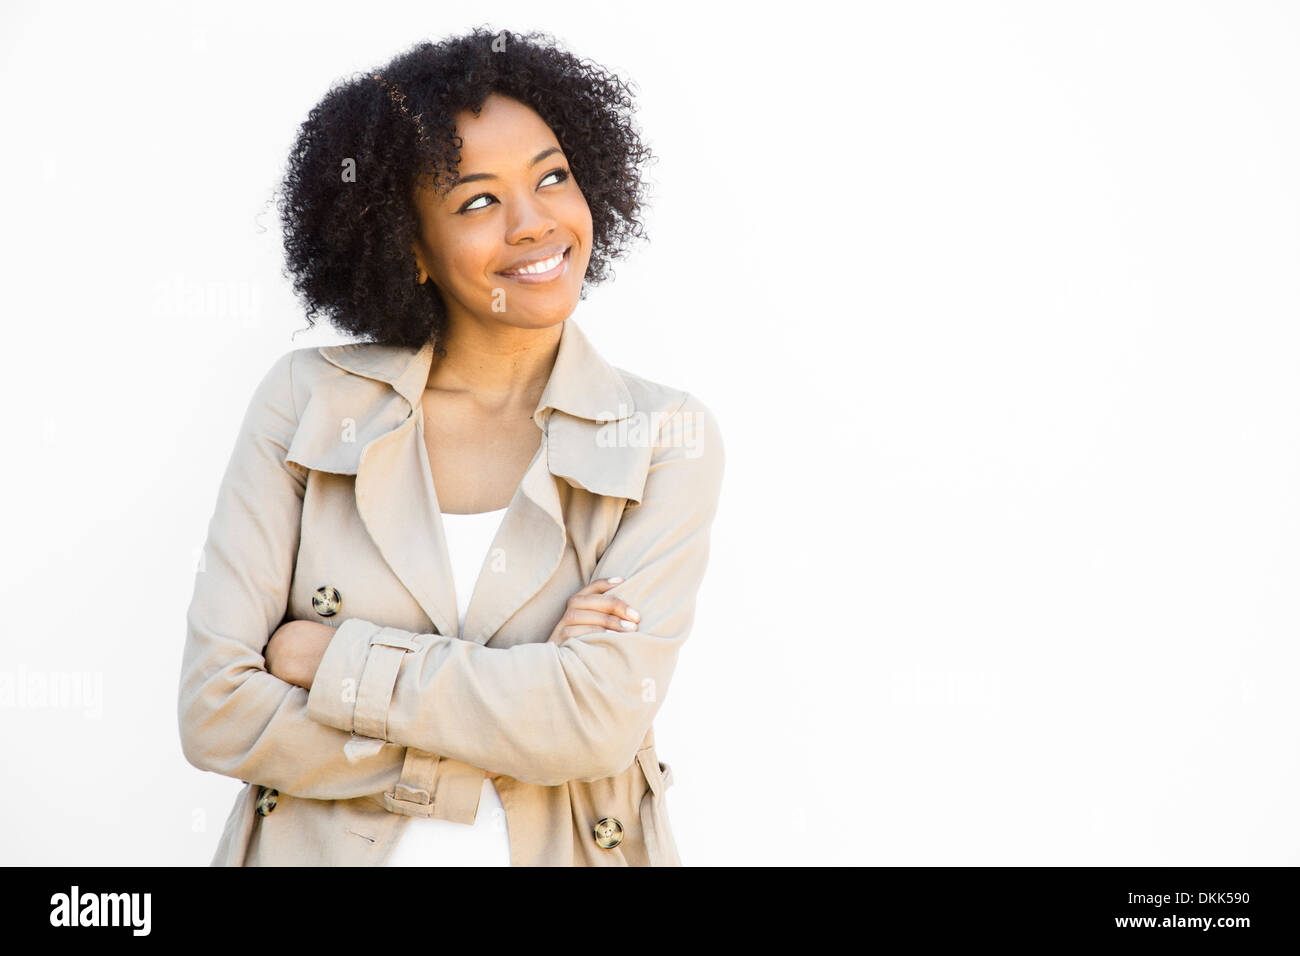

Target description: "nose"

left=503, top=189, right=558, bottom=246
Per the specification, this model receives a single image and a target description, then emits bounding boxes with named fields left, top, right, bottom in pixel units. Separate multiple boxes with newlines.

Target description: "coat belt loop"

left=353, top=627, right=420, bottom=739
left=383, top=748, right=442, bottom=817
left=425, top=759, right=487, bottom=823
left=382, top=751, right=486, bottom=824
left=635, top=746, right=666, bottom=798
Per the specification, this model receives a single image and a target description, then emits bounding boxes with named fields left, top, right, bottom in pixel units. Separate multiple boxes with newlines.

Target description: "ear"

left=411, top=245, right=429, bottom=285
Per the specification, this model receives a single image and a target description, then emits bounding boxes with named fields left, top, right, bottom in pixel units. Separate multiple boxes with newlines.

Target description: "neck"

left=426, top=318, right=563, bottom=415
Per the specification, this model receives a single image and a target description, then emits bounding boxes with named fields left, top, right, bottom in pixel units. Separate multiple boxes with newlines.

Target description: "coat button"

left=312, top=586, right=341, bottom=617
left=593, top=817, right=623, bottom=849
left=255, top=787, right=278, bottom=816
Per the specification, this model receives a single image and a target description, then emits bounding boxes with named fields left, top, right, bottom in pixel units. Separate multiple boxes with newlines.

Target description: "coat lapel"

left=283, top=319, right=652, bottom=646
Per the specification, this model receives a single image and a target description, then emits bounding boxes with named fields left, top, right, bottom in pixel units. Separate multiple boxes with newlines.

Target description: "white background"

left=1, top=0, right=1297, bottom=865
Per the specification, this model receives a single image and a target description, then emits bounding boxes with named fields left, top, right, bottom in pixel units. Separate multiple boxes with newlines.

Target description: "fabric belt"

left=346, top=623, right=484, bottom=823
left=384, top=748, right=486, bottom=822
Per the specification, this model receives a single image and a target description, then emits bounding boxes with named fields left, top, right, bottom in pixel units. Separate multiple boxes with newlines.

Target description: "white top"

left=385, top=506, right=512, bottom=867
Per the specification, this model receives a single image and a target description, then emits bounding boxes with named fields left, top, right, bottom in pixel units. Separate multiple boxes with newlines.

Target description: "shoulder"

left=251, top=343, right=407, bottom=415
left=608, top=365, right=725, bottom=491
left=612, top=365, right=723, bottom=443
left=245, top=344, right=413, bottom=475
left=287, top=341, right=397, bottom=395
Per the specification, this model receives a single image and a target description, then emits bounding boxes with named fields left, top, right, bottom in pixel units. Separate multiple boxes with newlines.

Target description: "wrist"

left=299, top=620, right=336, bottom=688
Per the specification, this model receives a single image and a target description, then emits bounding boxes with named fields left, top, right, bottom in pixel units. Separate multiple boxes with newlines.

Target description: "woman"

left=177, top=28, right=725, bottom=866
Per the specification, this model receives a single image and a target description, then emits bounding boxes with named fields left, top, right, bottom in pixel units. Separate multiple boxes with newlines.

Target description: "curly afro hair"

left=275, top=26, right=655, bottom=354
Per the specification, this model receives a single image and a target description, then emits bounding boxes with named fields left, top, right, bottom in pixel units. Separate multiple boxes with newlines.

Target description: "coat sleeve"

left=177, top=350, right=407, bottom=799
left=304, top=393, right=726, bottom=787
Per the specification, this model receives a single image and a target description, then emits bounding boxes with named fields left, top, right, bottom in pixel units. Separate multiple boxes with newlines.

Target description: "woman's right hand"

left=546, top=577, right=640, bottom=645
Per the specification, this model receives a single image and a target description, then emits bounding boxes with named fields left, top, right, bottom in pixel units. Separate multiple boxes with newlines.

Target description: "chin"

left=479, top=311, right=570, bottom=334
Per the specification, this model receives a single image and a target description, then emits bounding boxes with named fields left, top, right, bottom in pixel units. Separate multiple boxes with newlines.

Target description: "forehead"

left=452, top=93, right=560, bottom=160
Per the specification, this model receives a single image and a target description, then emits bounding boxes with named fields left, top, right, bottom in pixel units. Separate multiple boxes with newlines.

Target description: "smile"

left=499, top=246, right=571, bottom=283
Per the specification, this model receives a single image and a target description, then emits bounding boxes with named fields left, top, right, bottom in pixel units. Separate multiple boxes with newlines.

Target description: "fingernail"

left=621, top=619, right=636, bottom=630
left=628, top=608, right=640, bottom=621
left=608, top=576, right=624, bottom=584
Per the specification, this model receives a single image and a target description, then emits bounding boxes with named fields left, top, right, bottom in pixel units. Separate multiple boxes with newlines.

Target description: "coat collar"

left=314, top=315, right=636, bottom=428
left=284, top=318, right=655, bottom=644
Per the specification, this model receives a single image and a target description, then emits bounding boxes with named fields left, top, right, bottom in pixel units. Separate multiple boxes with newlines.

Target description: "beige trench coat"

left=178, top=318, right=724, bottom=866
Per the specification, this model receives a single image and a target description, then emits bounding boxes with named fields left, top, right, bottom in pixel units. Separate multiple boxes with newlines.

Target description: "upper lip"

left=498, top=244, right=571, bottom=275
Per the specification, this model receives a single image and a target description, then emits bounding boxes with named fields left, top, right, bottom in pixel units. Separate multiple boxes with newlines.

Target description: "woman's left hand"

left=265, top=619, right=335, bottom=690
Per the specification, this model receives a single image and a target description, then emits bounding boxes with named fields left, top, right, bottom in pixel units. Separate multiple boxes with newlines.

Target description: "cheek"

left=558, top=196, right=594, bottom=271
left=441, top=239, right=496, bottom=287
left=573, top=192, right=594, bottom=240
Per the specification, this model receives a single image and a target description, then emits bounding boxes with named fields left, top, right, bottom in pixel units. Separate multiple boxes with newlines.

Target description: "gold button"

left=312, top=586, right=342, bottom=617
left=255, top=786, right=278, bottom=816
left=593, top=817, right=623, bottom=849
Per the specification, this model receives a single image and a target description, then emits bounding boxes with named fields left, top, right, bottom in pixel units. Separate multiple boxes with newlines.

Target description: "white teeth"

left=507, top=250, right=565, bottom=275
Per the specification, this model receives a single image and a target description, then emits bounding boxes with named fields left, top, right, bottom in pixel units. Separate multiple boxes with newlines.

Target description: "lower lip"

left=499, top=247, right=571, bottom=284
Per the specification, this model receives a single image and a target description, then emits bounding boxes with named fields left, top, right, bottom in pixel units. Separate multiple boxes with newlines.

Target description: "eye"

left=457, top=167, right=571, bottom=215
left=460, top=193, right=493, bottom=213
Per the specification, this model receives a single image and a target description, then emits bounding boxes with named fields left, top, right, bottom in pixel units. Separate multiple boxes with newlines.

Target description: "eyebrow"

left=449, top=147, right=563, bottom=190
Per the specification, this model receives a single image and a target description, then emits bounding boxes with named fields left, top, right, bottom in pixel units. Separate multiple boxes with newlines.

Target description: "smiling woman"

left=178, top=26, right=725, bottom=868
left=276, top=26, right=654, bottom=353
left=408, top=94, right=592, bottom=337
